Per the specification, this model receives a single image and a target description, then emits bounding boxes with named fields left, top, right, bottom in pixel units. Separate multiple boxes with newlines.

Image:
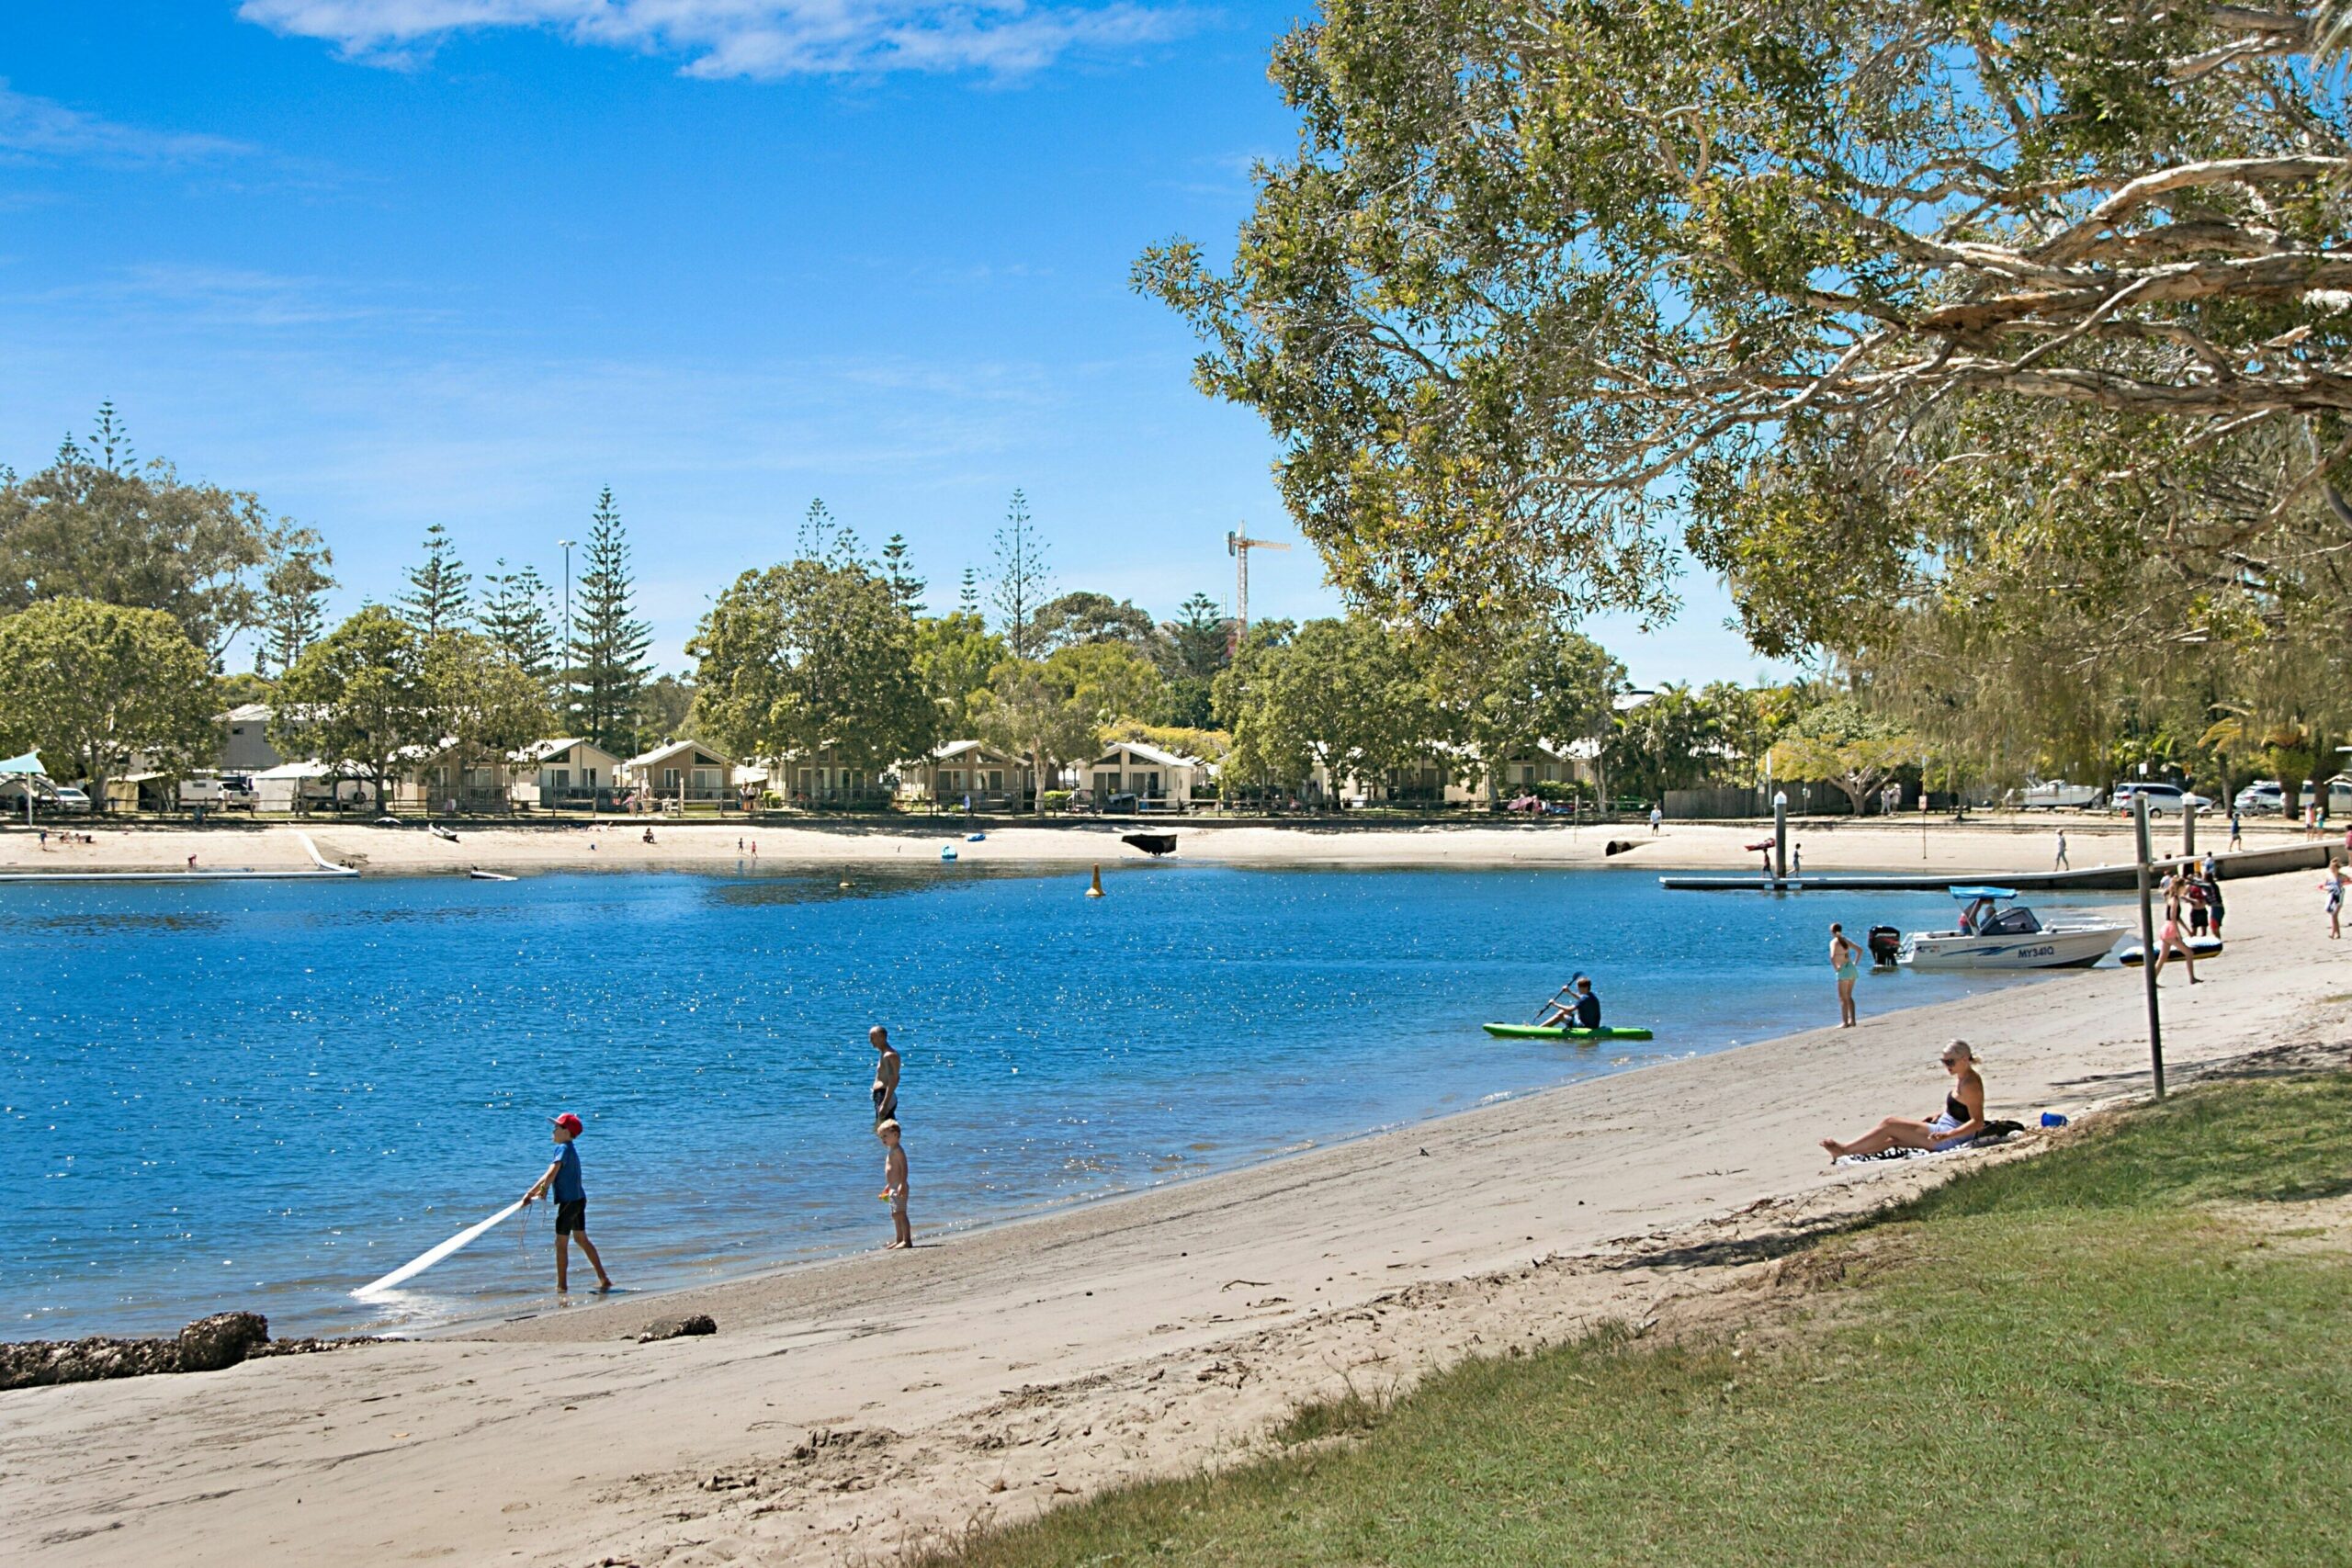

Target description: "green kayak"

left=1482, top=1022, right=1654, bottom=1041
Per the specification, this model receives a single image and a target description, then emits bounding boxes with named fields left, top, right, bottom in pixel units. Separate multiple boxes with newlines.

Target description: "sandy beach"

left=0, top=808, right=2290, bottom=879
left=4, top=834, right=2347, bottom=1565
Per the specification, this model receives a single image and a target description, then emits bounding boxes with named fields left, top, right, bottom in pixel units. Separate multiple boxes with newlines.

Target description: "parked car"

left=2112, top=782, right=2210, bottom=817
left=2020, top=779, right=2101, bottom=810
left=48, top=785, right=93, bottom=814
left=2233, top=779, right=2286, bottom=815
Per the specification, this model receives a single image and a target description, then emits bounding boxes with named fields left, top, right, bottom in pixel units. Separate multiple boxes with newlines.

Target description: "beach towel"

left=1833, top=1120, right=2023, bottom=1167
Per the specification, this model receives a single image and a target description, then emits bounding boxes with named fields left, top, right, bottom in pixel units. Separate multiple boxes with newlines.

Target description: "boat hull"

left=1901, top=925, right=2124, bottom=970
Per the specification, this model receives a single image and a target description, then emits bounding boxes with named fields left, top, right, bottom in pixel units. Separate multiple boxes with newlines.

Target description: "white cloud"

left=236, top=0, right=1195, bottom=77
left=0, top=83, right=253, bottom=165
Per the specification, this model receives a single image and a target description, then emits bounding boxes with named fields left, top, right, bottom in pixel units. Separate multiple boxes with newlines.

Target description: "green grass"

left=925, top=1077, right=2352, bottom=1567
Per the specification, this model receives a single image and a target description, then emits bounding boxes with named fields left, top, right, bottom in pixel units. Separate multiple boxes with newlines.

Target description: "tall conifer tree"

left=401, top=521, right=470, bottom=637
left=481, top=559, right=559, bottom=683
left=881, top=533, right=924, bottom=615
left=568, top=489, right=651, bottom=755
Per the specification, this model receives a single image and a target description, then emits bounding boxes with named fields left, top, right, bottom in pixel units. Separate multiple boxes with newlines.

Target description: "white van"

left=179, top=773, right=259, bottom=810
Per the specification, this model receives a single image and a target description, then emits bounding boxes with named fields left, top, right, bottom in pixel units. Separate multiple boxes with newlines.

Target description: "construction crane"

left=1226, top=528, right=1292, bottom=655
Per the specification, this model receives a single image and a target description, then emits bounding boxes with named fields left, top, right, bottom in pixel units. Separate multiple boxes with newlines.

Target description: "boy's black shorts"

left=555, top=1200, right=588, bottom=1235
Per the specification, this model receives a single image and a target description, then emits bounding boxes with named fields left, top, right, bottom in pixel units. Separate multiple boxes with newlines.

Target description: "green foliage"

left=1436, top=625, right=1623, bottom=792
left=924, top=1076, right=2352, bottom=1568
left=271, top=606, right=431, bottom=803
left=400, top=521, right=470, bottom=637
left=1221, top=616, right=1442, bottom=795
left=254, top=537, right=335, bottom=679
left=1032, top=591, right=1162, bottom=658
left=989, top=491, right=1051, bottom=660
left=1163, top=592, right=1231, bottom=682
left=422, top=630, right=553, bottom=799
left=880, top=533, right=925, bottom=616
left=911, top=611, right=1008, bottom=733
left=1041, top=788, right=1073, bottom=813
left=973, top=658, right=1104, bottom=814
left=1042, top=639, right=1166, bottom=728
left=1136, top=2, right=2352, bottom=647
left=0, top=405, right=320, bottom=660
left=478, top=559, right=558, bottom=682
left=1765, top=698, right=1920, bottom=813
left=639, top=673, right=695, bottom=746
left=568, top=489, right=652, bottom=756
left=1602, top=686, right=1724, bottom=804
left=689, top=554, right=938, bottom=773
left=0, top=596, right=218, bottom=807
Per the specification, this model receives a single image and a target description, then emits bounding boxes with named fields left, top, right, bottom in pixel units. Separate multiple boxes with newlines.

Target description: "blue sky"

left=0, top=1, right=1772, bottom=685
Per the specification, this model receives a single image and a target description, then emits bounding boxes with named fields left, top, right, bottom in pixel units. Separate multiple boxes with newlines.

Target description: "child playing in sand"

left=876, top=1120, right=912, bottom=1250
left=522, top=1112, right=614, bottom=1293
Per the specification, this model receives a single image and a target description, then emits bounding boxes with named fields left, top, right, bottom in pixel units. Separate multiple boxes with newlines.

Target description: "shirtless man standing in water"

left=870, top=1024, right=901, bottom=1125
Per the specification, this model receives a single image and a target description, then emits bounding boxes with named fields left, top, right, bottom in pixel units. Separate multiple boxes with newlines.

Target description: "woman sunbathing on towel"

left=1821, top=1041, right=1985, bottom=1160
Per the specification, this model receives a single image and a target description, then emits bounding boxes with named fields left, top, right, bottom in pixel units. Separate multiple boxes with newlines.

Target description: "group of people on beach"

left=514, top=1023, right=915, bottom=1295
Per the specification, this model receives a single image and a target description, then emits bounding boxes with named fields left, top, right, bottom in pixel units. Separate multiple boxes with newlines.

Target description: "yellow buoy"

left=1086, top=863, right=1105, bottom=898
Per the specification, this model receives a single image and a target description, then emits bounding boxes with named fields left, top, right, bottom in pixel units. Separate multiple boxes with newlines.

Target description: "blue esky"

left=0, top=0, right=1773, bottom=685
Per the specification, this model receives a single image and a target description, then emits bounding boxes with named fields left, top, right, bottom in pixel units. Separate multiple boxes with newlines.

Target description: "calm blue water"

left=1, top=864, right=2080, bottom=1339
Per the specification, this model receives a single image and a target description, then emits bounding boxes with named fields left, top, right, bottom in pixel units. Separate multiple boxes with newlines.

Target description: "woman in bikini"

left=1828, top=922, right=1861, bottom=1029
left=1821, top=1041, right=1985, bottom=1160
left=2151, top=873, right=2200, bottom=984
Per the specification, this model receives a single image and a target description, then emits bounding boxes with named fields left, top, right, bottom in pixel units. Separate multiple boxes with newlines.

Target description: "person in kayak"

left=1538, top=976, right=1602, bottom=1030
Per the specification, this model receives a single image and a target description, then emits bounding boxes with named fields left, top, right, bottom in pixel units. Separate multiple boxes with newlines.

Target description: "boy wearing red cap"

left=522, top=1112, right=612, bottom=1294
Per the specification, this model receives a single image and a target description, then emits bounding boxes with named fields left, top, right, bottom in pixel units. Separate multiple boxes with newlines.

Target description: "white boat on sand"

left=1901, top=887, right=2126, bottom=971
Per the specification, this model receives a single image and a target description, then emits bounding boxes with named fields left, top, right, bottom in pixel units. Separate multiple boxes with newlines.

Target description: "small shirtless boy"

left=876, top=1119, right=912, bottom=1250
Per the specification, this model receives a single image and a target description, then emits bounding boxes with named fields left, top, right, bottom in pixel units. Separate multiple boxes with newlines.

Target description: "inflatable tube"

left=354, top=1198, right=526, bottom=1298
left=2117, top=936, right=2223, bottom=966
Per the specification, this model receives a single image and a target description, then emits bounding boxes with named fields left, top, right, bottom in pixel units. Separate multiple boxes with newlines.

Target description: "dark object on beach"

left=638, top=1314, right=717, bottom=1343
left=177, top=1311, right=270, bottom=1371
left=2, top=1311, right=271, bottom=1390
left=1604, top=840, right=1634, bottom=856
left=1866, top=925, right=1905, bottom=966
left=1122, top=831, right=1178, bottom=857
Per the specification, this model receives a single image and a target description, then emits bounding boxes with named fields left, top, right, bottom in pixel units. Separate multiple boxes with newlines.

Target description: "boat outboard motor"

left=1866, top=925, right=1904, bottom=966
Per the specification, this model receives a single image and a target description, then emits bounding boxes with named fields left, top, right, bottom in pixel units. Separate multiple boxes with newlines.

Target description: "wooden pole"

left=2133, top=792, right=2166, bottom=1099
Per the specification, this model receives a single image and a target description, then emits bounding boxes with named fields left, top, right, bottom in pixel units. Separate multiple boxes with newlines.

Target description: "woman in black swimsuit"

left=1820, top=1042, right=1985, bottom=1159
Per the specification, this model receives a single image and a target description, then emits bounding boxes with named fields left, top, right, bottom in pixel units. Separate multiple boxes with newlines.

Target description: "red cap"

left=550, top=1112, right=583, bottom=1134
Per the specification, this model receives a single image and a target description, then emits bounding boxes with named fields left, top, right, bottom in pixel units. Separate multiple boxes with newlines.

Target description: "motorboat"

left=1900, top=887, right=2126, bottom=970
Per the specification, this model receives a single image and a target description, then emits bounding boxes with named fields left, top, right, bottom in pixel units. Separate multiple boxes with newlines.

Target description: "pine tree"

left=990, top=490, right=1050, bottom=659
left=958, top=567, right=980, bottom=615
left=254, top=539, right=336, bottom=678
left=797, top=497, right=862, bottom=566
left=401, top=521, right=471, bottom=637
left=89, top=400, right=134, bottom=473
left=480, top=559, right=559, bottom=681
left=881, top=533, right=925, bottom=615
left=569, top=489, right=651, bottom=755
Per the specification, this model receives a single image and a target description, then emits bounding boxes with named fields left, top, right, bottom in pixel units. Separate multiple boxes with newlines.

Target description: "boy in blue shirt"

left=522, top=1112, right=613, bottom=1294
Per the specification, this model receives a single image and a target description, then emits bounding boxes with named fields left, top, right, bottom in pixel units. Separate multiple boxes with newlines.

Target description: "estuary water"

left=1, top=863, right=2081, bottom=1338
